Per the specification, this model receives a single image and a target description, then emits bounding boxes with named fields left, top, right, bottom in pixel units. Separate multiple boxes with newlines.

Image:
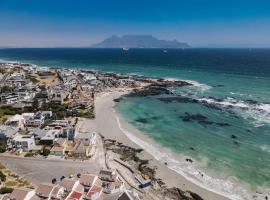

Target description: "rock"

left=216, top=122, right=230, bottom=126
left=186, top=158, right=193, bottom=163
left=135, top=118, right=148, bottom=123
left=233, top=141, right=240, bottom=147
left=189, top=147, right=196, bottom=151
left=231, top=134, right=238, bottom=139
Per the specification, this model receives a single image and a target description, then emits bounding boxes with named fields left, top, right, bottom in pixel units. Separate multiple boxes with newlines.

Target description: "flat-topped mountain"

left=92, top=35, right=190, bottom=48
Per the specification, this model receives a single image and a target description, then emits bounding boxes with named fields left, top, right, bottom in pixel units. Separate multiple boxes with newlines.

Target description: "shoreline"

left=87, top=89, right=233, bottom=200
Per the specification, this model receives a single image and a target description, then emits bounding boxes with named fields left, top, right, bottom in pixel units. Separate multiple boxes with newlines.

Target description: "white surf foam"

left=198, top=97, right=270, bottom=126
left=114, top=114, right=258, bottom=200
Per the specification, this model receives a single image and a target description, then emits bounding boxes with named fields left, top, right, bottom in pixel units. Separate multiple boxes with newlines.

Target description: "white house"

left=5, top=114, right=25, bottom=129
left=12, top=134, right=36, bottom=152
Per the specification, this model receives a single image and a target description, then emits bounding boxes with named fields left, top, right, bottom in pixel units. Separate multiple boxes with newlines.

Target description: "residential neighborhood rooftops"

left=9, top=188, right=35, bottom=200
left=59, top=178, right=78, bottom=192
left=86, top=184, right=102, bottom=199
left=35, top=183, right=54, bottom=198
left=79, top=174, right=97, bottom=187
left=66, top=191, right=83, bottom=200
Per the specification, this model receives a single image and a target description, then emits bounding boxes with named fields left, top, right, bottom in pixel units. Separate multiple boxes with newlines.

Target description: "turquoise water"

left=0, top=48, right=270, bottom=196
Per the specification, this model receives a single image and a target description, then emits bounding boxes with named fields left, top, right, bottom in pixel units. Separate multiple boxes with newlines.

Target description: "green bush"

left=24, top=152, right=34, bottom=157
left=0, top=144, right=7, bottom=153
left=0, top=170, right=6, bottom=182
left=0, top=187, right=14, bottom=194
left=42, top=148, right=50, bottom=157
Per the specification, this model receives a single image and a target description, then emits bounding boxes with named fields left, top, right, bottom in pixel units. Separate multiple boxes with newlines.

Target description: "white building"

left=5, top=114, right=25, bottom=129
left=12, top=134, right=36, bottom=152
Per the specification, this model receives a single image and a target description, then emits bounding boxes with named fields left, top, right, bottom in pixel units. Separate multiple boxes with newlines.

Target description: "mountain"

left=92, top=35, right=190, bottom=48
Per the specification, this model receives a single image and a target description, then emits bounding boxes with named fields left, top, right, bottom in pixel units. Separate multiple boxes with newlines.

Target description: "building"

left=65, top=191, right=83, bottom=200
left=35, top=183, right=55, bottom=199
left=98, top=170, right=117, bottom=182
left=102, top=179, right=124, bottom=194
left=0, top=125, right=18, bottom=146
left=74, top=132, right=96, bottom=146
left=85, top=184, right=102, bottom=200
left=9, top=188, right=35, bottom=200
left=50, top=138, right=68, bottom=157
left=79, top=174, right=98, bottom=190
left=50, top=186, right=64, bottom=200
left=23, top=112, right=45, bottom=128
left=59, top=178, right=80, bottom=193
left=5, top=114, right=25, bottom=129
left=40, top=130, right=61, bottom=145
left=12, top=134, right=36, bottom=152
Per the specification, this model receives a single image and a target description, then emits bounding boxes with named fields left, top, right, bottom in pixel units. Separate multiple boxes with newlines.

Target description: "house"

left=74, top=132, right=96, bottom=146
left=65, top=191, right=83, bottom=200
left=102, top=179, right=124, bottom=194
left=0, top=93, right=20, bottom=104
left=59, top=178, right=80, bottom=193
left=9, top=188, right=35, bottom=200
left=79, top=174, right=98, bottom=190
left=12, top=134, right=36, bottom=152
left=5, top=114, right=25, bottom=129
left=101, top=191, right=135, bottom=200
left=50, top=146, right=65, bottom=157
left=35, top=183, right=54, bottom=199
left=73, top=142, right=92, bottom=158
left=30, top=128, right=48, bottom=140
left=85, top=184, right=102, bottom=200
left=0, top=125, right=18, bottom=146
left=98, top=170, right=117, bottom=182
left=40, top=130, right=61, bottom=145
left=50, top=186, right=64, bottom=200
left=41, top=111, right=53, bottom=120
left=23, top=112, right=45, bottom=128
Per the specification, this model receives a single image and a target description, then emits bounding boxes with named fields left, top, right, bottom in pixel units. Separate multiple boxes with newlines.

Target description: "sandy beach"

left=84, top=89, right=231, bottom=200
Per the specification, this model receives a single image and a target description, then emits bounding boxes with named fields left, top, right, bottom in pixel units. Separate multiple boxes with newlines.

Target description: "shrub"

left=0, top=187, right=13, bottom=194
left=24, top=152, right=34, bottom=157
left=0, top=144, right=7, bottom=153
left=42, top=148, right=50, bottom=157
left=0, top=170, right=6, bottom=182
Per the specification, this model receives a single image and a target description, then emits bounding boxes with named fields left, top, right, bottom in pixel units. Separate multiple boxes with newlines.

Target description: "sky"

left=0, top=0, right=270, bottom=47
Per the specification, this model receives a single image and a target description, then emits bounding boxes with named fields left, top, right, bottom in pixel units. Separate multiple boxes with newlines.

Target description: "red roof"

left=86, top=185, right=102, bottom=198
left=67, top=191, right=83, bottom=200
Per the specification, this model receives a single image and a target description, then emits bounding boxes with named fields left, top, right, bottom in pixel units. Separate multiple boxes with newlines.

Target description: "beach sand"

left=84, top=89, right=231, bottom=200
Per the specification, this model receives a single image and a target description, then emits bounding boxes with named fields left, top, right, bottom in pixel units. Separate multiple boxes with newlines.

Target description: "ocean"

left=0, top=48, right=269, bottom=199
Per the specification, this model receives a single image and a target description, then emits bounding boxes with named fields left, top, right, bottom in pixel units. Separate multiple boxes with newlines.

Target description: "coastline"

left=86, top=89, right=232, bottom=200
left=1, top=58, right=268, bottom=199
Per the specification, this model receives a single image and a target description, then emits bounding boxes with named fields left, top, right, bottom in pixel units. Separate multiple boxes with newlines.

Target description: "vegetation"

left=0, top=144, right=7, bottom=153
left=0, top=187, right=13, bottom=194
left=28, top=76, right=39, bottom=83
left=0, top=85, right=13, bottom=93
left=41, top=102, right=69, bottom=119
left=42, top=148, right=50, bottom=156
left=0, top=170, right=6, bottom=182
left=24, top=152, right=34, bottom=157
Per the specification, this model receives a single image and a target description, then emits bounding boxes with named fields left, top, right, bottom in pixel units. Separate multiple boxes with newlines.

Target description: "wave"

left=164, top=77, right=212, bottom=92
left=114, top=114, right=258, bottom=200
left=197, top=97, right=270, bottom=126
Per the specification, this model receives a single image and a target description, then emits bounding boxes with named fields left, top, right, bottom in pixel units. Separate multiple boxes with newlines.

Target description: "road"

left=0, top=133, right=106, bottom=186
left=0, top=155, right=102, bottom=186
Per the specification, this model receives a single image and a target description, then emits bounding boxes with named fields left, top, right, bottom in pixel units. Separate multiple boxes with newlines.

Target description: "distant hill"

left=92, top=35, right=190, bottom=48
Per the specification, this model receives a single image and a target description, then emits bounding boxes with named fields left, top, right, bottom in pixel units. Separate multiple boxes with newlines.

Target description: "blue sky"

left=0, top=0, right=270, bottom=47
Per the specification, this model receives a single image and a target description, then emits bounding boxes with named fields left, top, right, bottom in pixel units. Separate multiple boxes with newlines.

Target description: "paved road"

left=0, top=124, right=107, bottom=186
left=0, top=155, right=102, bottom=185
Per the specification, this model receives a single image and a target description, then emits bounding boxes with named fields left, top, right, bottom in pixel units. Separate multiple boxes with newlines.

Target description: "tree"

left=0, top=171, right=6, bottom=182
left=42, top=148, right=50, bottom=157
left=0, top=144, right=7, bottom=153
left=0, top=187, right=13, bottom=194
left=32, top=99, right=39, bottom=110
